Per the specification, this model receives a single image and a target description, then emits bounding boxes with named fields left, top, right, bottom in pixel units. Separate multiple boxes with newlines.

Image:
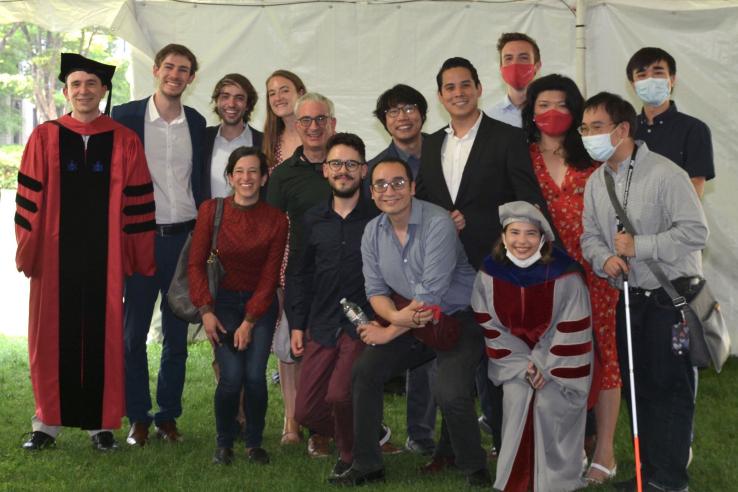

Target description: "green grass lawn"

left=0, top=335, right=736, bottom=491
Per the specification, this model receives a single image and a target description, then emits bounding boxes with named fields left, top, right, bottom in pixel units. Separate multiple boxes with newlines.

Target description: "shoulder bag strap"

left=603, top=170, right=687, bottom=310
left=210, top=198, right=224, bottom=257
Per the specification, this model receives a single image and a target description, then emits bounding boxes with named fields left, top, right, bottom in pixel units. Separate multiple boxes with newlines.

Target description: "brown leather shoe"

left=419, top=455, right=455, bottom=474
left=307, top=434, right=332, bottom=458
left=380, top=441, right=404, bottom=455
left=155, top=420, right=182, bottom=442
left=126, top=422, right=150, bottom=446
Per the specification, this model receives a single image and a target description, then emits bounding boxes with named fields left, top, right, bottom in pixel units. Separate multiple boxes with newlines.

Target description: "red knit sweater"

left=188, top=196, right=288, bottom=321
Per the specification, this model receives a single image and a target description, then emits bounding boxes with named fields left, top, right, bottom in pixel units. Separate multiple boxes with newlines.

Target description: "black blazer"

left=201, top=124, right=264, bottom=200
left=111, top=97, right=207, bottom=207
left=416, top=113, right=550, bottom=269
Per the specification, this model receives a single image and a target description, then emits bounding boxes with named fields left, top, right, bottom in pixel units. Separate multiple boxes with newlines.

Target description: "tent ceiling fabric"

left=2, top=0, right=737, bottom=353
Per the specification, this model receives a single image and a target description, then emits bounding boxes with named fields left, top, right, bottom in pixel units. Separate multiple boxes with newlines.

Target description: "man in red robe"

left=15, top=53, right=156, bottom=451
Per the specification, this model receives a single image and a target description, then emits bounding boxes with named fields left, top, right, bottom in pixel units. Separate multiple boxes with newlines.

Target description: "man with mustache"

left=289, top=132, right=378, bottom=480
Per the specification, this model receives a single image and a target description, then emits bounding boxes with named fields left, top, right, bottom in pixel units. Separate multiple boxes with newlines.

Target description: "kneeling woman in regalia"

left=471, top=201, right=592, bottom=492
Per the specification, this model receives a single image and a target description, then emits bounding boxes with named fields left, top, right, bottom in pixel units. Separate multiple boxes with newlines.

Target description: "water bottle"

left=341, top=298, right=368, bottom=327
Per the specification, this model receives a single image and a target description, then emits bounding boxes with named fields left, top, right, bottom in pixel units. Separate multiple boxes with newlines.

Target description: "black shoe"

left=213, top=447, right=234, bottom=465
left=22, top=431, right=55, bottom=451
left=328, top=466, right=385, bottom=486
left=467, top=468, right=492, bottom=487
left=91, top=431, right=119, bottom=451
left=247, top=447, right=270, bottom=464
left=330, top=459, right=352, bottom=478
left=405, top=437, right=435, bottom=456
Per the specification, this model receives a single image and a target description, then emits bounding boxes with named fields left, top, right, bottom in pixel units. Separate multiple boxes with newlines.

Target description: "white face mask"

left=634, top=77, right=670, bottom=107
left=582, top=128, right=621, bottom=162
left=504, top=237, right=546, bottom=268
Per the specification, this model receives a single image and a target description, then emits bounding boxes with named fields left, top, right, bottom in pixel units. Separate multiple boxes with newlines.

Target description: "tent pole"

left=575, top=0, right=587, bottom=97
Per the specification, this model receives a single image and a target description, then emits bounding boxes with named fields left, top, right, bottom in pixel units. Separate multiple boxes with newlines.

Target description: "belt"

left=156, top=219, right=196, bottom=237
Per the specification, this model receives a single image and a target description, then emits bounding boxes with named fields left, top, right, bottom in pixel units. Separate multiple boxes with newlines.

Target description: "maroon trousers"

left=294, top=332, right=364, bottom=462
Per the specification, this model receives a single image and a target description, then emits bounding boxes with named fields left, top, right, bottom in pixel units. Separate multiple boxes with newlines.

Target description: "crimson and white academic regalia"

left=471, top=248, right=592, bottom=492
left=15, top=114, right=156, bottom=430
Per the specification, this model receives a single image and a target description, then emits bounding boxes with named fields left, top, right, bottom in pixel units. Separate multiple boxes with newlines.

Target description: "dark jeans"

left=406, top=360, right=437, bottom=445
left=352, top=310, right=486, bottom=474
left=616, top=290, right=695, bottom=490
left=124, top=231, right=190, bottom=425
left=214, top=289, right=277, bottom=448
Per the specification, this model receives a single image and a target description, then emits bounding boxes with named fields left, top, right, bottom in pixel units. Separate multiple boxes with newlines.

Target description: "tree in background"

left=0, top=22, right=130, bottom=128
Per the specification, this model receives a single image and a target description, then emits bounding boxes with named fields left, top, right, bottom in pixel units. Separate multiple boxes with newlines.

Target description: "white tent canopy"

left=2, top=0, right=736, bottom=352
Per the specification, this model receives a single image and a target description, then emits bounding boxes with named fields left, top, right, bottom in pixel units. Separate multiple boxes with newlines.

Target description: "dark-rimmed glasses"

left=297, top=115, right=330, bottom=128
left=327, top=159, right=362, bottom=171
left=371, top=177, right=408, bottom=193
left=385, top=104, right=418, bottom=119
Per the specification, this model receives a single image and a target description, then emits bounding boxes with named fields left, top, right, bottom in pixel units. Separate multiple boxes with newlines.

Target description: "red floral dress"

left=530, top=143, right=621, bottom=389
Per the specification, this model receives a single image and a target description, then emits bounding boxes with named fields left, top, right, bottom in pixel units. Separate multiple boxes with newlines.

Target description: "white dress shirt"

left=484, top=94, right=522, bottom=128
left=210, top=125, right=254, bottom=198
left=144, top=97, right=197, bottom=224
left=441, top=111, right=483, bottom=203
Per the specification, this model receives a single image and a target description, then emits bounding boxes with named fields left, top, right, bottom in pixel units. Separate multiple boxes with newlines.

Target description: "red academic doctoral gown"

left=15, top=114, right=156, bottom=430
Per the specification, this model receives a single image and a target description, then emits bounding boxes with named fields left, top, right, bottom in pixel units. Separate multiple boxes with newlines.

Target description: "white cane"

left=622, top=268, right=643, bottom=492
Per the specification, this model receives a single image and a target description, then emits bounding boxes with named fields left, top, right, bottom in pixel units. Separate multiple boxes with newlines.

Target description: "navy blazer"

left=416, top=113, right=552, bottom=270
left=111, top=96, right=207, bottom=207
left=201, top=124, right=264, bottom=200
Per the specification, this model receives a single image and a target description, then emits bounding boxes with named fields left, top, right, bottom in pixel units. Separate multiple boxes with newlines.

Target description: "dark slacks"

left=406, top=360, right=437, bottom=446
left=124, top=230, right=190, bottom=425
left=351, top=310, right=487, bottom=474
left=616, top=291, right=695, bottom=491
left=295, top=332, right=365, bottom=462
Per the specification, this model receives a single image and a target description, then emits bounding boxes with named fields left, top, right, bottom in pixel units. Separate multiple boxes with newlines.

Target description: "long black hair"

left=522, top=74, right=593, bottom=170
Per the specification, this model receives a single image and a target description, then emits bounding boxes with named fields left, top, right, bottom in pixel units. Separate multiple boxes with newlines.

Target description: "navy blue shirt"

left=287, top=195, right=379, bottom=346
left=635, top=101, right=715, bottom=180
left=364, top=136, right=425, bottom=196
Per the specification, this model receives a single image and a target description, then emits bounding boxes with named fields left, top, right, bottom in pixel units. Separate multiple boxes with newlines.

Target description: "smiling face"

left=438, top=66, right=482, bottom=121
left=216, top=83, right=247, bottom=126
left=295, top=100, right=336, bottom=154
left=502, top=221, right=543, bottom=261
left=324, top=144, right=367, bottom=198
left=227, top=155, right=267, bottom=205
left=153, top=53, right=195, bottom=99
left=63, top=71, right=107, bottom=121
left=385, top=103, right=423, bottom=145
left=267, top=75, right=303, bottom=119
left=370, top=161, right=415, bottom=219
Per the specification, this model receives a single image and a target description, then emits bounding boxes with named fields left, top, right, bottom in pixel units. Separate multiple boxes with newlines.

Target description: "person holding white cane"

left=581, top=92, right=708, bottom=492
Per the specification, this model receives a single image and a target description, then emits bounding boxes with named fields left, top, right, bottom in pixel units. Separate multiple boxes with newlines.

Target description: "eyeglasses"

left=371, top=177, right=408, bottom=193
left=327, top=159, right=362, bottom=171
left=577, top=122, right=617, bottom=136
left=297, top=115, right=330, bottom=128
left=385, top=104, right=418, bottom=119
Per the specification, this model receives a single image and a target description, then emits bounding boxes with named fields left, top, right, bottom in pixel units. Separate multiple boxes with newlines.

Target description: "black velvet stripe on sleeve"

left=14, top=212, right=32, bottom=231
left=18, top=172, right=43, bottom=192
left=123, top=182, right=154, bottom=197
left=123, top=201, right=155, bottom=216
left=123, top=220, right=156, bottom=234
left=15, top=194, right=38, bottom=213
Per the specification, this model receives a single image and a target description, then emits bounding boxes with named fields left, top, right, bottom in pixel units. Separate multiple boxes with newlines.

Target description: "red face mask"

left=534, top=109, right=573, bottom=137
left=500, top=63, right=536, bottom=90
